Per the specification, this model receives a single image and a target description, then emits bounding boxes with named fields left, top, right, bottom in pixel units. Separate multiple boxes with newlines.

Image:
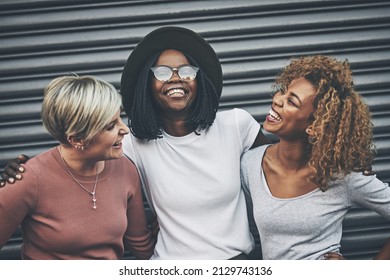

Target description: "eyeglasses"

left=150, top=65, right=199, bottom=82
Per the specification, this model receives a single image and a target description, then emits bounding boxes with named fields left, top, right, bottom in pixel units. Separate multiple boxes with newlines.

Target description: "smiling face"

left=85, top=110, right=130, bottom=161
left=264, top=77, right=317, bottom=140
left=151, top=49, right=198, bottom=117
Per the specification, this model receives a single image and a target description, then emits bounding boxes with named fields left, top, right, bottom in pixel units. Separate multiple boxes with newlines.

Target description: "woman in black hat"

left=119, top=26, right=268, bottom=259
left=1, top=26, right=268, bottom=260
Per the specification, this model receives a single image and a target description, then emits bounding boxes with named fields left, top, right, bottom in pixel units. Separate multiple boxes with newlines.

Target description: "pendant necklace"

left=59, top=146, right=99, bottom=210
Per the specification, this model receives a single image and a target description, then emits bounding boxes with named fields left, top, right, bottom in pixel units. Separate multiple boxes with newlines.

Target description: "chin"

left=111, top=153, right=123, bottom=160
left=263, top=123, right=274, bottom=134
left=107, top=150, right=123, bottom=160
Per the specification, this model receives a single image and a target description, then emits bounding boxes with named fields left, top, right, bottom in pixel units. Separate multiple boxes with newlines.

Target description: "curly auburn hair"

left=273, top=55, right=374, bottom=191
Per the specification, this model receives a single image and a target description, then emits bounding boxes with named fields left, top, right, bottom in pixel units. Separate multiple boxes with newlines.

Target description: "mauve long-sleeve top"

left=0, top=147, right=154, bottom=260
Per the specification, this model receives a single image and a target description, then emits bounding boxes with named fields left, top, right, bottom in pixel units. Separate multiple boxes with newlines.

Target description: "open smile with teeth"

left=113, top=140, right=122, bottom=148
left=268, top=108, right=281, bottom=121
left=166, top=88, right=185, bottom=97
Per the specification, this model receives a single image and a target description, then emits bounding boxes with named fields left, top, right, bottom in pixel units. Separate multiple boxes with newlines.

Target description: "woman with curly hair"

left=241, top=55, right=390, bottom=259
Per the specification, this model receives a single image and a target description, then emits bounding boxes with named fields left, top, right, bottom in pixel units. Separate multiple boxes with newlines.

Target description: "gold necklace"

left=59, top=146, right=99, bottom=210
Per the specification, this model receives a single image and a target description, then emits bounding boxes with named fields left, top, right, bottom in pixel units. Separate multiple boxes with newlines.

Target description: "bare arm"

left=250, top=128, right=270, bottom=149
left=373, top=237, right=390, bottom=260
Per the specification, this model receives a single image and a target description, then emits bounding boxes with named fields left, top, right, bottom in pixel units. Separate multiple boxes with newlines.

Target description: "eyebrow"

left=290, top=91, right=302, bottom=105
left=106, top=117, right=118, bottom=127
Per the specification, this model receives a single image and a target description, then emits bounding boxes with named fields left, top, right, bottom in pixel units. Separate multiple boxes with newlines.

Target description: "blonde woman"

left=0, top=75, right=154, bottom=259
left=241, top=55, right=390, bottom=260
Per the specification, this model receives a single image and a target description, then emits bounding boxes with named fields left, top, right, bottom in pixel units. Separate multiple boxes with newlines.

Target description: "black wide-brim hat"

left=120, top=26, right=223, bottom=116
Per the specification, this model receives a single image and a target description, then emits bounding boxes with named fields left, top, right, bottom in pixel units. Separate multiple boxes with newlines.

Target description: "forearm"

left=250, top=128, right=270, bottom=149
left=373, top=237, right=390, bottom=260
left=0, top=210, right=22, bottom=249
left=124, top=230, right=155, bottom=260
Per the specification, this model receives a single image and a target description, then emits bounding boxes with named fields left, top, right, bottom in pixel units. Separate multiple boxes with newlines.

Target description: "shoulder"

left=345, top=171, right=383, bottom=186
left=1, top=155, right=41, bottom=206
left=23, top=149, right=58, bottom=176
left=242, top=145, right=269, bottom=160
left=340, top=172, right=389, bottom=201
left=112, top=155, right=138, bottom=173
left=216, top=108, right=252, bottom=119
left=25, top=149, right=54, bottom=166
left=122, top=133, right=138, bottom=160
left=241, top=145, right=270, bottom=170
left=342, top=172, right=390, bottom=216
left=103, top=155, right=137, bottom=176
left=106, top=156, right=141, bottom=188
left=215, top=108, right=258, bottom=131
left=214, top=108, right=234, bottom=122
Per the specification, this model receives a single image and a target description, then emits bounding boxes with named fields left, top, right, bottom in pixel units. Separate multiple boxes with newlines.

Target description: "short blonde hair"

left=41, top=74, right=122, bottom=144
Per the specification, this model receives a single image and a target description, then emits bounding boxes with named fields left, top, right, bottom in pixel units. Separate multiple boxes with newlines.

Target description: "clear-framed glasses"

left=150, top=65, right=199, bottom=82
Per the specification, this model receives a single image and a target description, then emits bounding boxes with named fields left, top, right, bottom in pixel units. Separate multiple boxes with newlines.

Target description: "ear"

left=305, top=126, right=313, bottom=136
left=67, top=135, right=86, bottom=151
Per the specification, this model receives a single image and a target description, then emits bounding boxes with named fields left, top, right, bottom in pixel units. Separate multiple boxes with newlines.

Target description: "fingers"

left=17, top=154, right=30, bottom=164
left=353, top=165, right=375, bottom=176
left=0, top=154, right=30, bottom=187
left=1, top=169, right=19, bottom=184
left=0, top=171, right=16, bottom=186
left=362, top=165, right=374, bottom=176
left=1, top=155, right=27, bottom=185
left=363, top=169, right=375, bottom=176
left=323, top=252, right=345, bottom=260
left=5, top=163, right=23, bottom=180
left=8, top=160, right=25, bottom=173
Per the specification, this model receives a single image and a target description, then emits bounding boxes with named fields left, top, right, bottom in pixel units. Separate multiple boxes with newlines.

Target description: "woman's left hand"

left=323, top=252, right=345, bottom=260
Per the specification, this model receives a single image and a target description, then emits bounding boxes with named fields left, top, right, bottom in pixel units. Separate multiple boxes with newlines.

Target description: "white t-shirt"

left=123, top=108, right=260, bottom=259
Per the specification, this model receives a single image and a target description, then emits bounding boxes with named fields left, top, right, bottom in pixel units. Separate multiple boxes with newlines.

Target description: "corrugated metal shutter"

left=0, top=0, right=389, bottom=260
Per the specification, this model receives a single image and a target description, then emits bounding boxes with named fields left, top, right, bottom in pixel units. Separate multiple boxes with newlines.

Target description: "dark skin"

left=373, top=238, right=390, bottom=260
left=1, top=154, right=29, bottom=187
left=323, top=252, right=345, bottom=260
left=263, top=77, right=318, bottom=199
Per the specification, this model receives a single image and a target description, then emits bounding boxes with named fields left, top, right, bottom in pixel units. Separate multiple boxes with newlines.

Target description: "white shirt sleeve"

left=233, top=108, right=261, bottom=152
left=123, top=133, right=136, bottom=161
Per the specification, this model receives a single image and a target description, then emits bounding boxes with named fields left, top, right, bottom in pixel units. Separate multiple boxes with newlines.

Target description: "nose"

left=169, top=68, right=181, bottom=81
left=119, top=119, right=130, bottom=135
left=273, top=93, right=284, bottom=107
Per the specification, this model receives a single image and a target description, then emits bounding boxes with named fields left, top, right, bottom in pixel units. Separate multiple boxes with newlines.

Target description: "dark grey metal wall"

left=0, top=0, right=389, bottom=260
